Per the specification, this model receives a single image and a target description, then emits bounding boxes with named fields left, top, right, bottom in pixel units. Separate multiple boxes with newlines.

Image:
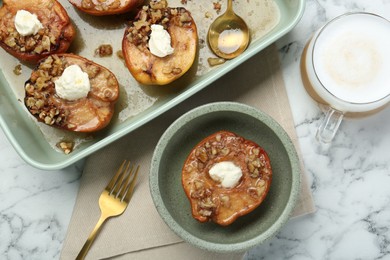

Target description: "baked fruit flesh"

left=0, top=0, right=75, bottom=63
left=67, top=0, right=144, bottom=16
left=182, top=131, right=272, bottom=226
left=24, top=54, right=119, bottom=132
left=122, top=0, right=198, bottom=85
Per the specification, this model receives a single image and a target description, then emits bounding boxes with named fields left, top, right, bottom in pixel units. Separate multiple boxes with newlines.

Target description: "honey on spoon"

left=207, top=0, right=250, bottom=59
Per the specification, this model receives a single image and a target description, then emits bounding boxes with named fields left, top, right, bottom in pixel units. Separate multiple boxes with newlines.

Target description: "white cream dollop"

left=148, top=24, right=174, bottom=58
left=209, top=161, right=242, bottom=188
left=55, top=65, right=91, bottom=101
left=14, top=10, right=44, bottom=36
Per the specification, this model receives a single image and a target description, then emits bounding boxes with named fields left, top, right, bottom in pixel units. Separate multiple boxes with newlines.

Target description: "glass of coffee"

left=301, top=12, right=390, bottom=143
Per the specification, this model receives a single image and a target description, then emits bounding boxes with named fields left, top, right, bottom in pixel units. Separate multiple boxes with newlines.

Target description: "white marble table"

left=1, top=0, right=390, bottom=259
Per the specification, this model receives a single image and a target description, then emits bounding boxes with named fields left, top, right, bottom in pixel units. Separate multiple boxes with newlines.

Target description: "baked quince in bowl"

left=24, top=53, right=119, bottom=132
left=182, top=130, right=273, bottom=227
left=0, top=0, right=75, bottom=63
left=149, top=102, right=300, bottom=252
left=122, top=0, right=198, bottom=85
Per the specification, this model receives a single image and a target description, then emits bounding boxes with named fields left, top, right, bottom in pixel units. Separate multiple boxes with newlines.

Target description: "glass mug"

left=300, top=12, right=390, bottom=143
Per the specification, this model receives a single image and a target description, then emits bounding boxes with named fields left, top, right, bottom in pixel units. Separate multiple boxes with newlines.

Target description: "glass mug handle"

left=316, top=108, right=344, bottom=143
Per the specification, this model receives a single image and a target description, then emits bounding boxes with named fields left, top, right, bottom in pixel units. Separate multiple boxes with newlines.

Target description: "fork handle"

left=76, top=214, right=108, bottom=260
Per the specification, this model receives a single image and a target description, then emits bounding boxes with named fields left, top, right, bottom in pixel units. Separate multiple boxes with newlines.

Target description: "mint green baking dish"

left=0, top=0, right=305, bottom=170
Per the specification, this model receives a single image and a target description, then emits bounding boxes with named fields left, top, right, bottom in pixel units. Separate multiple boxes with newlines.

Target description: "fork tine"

left=106, top=160, right=127, bottom=192
left=112, top=161, right=132, bottom=196
left=115, top=162, right=134, bottom=198
left=121, top=165, right=140, bottom=203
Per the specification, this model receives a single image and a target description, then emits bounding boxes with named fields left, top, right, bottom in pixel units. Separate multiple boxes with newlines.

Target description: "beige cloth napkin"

left=60, top=44, right=315, bottom=260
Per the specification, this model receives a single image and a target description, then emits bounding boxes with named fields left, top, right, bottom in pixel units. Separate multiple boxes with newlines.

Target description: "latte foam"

left=312, top=13, right=390, bottom=104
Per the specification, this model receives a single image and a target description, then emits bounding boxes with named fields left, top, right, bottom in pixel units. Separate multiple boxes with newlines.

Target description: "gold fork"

left=76, top=160, right=140, bottom=260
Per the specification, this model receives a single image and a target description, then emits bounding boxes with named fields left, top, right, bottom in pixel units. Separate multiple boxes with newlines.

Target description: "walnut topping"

left=190, top=184, right=211, bottom=200
left=179, top=12, right=192, bottom=23
left=0, top=5, right=67, bottom=58
left=219, top=194, right=231, bottom=207
left=195, top=147, right=208, bottom=163
left=198, top=197, right=216, bottom=217
left=122, top=0, right=197, bottom=86
left=0, top=20, right=56, bottom=55
left=194, top=180, right=204, bottom=190
left=150, top=0, right=168, bottom=9
left=247, top=187, right=260, bottom=198
left=124, top=3, right=194, bottom=52
left=24, top=54, right=118, bottom=131
left=24, top=55, right=68, bottom=127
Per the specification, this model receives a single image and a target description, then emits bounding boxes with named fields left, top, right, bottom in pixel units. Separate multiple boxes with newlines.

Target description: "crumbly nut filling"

left=0, top=7, right=63, bottom=55
left=24, top=55, right=117, bottom=130
left=124, top=0, right=193, bottom=53
left=25, top=55, right=68, bottom=128
left=189, top=136, right=269, bottom=216
left=182, top=131, right=272, bottom=225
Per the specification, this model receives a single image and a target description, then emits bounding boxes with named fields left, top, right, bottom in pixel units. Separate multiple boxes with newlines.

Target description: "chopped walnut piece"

left=13, top=64, right=22, bottom=75
left=150, top=0, right=168, bottom=9
left=219, top=194, right=231, bottom=207
left=57, top=141, right=74, bottom=154
left=213, top=2, right=222, bottom=13
left=94, top=44, right=113, bottom=57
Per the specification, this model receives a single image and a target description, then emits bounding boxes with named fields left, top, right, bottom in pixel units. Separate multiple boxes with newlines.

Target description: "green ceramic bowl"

left=149, top=102, right=300, bottom=253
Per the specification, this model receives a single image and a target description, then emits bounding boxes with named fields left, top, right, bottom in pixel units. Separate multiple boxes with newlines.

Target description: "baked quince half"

left=24, top=54, right=119, bottom=132
left=182, top=131, right=272, bottom=226
left=0, top=0, right=75, bottom=63
left=122, top=0, right=198, bottom=85
left=68, top=0, right=144, bottom=16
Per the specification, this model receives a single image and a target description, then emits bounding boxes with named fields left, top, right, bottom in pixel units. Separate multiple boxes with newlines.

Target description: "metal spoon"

left=207, top=0, right=250, bottom=59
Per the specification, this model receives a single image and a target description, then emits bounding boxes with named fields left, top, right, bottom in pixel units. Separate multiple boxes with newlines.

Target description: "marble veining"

left=0, top=134, right=83, bottom=259
left=1, top=0, right=390, bottom=259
